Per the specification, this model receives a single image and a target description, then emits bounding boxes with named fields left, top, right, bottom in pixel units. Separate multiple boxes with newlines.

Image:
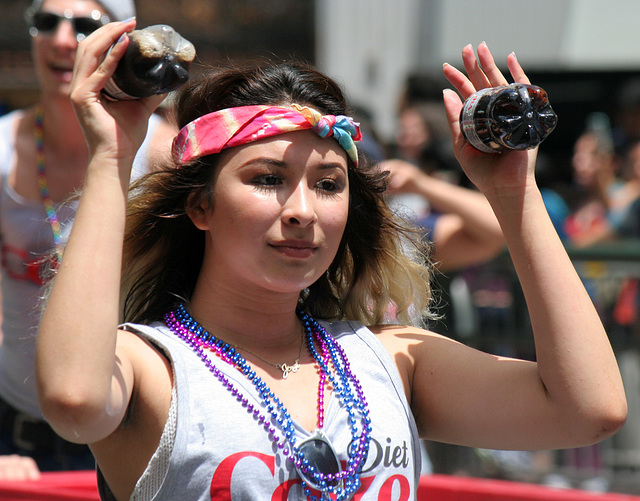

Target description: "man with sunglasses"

left=0, top=0, right=176, bottom=476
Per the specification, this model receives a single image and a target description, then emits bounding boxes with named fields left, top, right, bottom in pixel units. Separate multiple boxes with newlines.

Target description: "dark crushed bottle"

left=459, top=83, right=558, bottom=153
left=103, top=25, right=196, bottom=101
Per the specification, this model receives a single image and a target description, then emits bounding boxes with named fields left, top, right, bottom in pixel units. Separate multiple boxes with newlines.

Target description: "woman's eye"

left=253, top=174, right=282, bottom=186
left=317, top=178, right=343, bottom=193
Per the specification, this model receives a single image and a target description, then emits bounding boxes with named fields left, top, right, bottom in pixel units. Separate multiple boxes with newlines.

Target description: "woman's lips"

left=270, top=241, right=317, bottom=258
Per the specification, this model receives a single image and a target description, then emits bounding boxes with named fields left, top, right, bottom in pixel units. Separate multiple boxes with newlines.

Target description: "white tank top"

left=99, top=319, right=422, bottom=500
left=0, top=109, right=163, bottom=418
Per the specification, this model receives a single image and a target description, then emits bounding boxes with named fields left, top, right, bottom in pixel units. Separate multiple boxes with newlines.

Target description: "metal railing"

left=425, top=239, right=640, bottom=495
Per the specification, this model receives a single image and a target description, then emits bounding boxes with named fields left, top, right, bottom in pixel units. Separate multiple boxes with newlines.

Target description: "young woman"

left=36, top=18, right=626, bottom=501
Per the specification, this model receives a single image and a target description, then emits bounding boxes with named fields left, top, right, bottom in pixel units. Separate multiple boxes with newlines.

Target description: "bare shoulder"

left=9, top=108, right=32, bottom=155
left=91, top=328, right=173, bottom=500
left=94, top=327, right=173, bottom=440
left=6, top=109, right=37, bottom=195
left=367, top=323, right=459, bottom=354
left=368, top=323, right=499, bottom=371
left=365, top=324, right=466, bottom=403
left=115, top=328, right=173, bottom=407
left=116, top=327, right=170, bottom=366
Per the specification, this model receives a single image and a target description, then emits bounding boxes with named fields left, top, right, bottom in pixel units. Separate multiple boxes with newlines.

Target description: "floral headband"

left=172, top=103, right=362, bottom=166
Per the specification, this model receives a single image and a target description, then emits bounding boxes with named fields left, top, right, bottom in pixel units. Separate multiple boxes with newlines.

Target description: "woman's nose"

left=282, top=183, right=318, bottom=226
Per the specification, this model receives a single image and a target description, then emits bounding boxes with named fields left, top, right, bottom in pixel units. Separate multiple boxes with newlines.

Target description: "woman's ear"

left=186, top=195, right=212, bottom=231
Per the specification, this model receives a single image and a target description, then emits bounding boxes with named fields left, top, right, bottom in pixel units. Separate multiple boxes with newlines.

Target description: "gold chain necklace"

left=223, top=327, right=305, bottom=379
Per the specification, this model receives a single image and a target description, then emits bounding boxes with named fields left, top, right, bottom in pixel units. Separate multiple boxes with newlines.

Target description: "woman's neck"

left=188, top=280, right=303, bottom=351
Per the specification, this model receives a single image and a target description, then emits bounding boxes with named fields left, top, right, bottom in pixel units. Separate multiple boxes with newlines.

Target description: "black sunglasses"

left=30, top=10, right=110, bottom=42
left=296, top=432, right=343, bottom=491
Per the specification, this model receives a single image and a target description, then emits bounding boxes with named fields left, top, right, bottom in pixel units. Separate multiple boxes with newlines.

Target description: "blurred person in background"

left=609, top=139, right=640, bottom=240
left=382, top=80, right=504, bottom=273
left=379, top=77, right=507, bottom=479
left=0, top=0, right=176, bottom=475
left=382, top=158, right=504, bottom=273
left=564, top=114, right=623, bottom=247
left=549, top=114, right=640, bottom=491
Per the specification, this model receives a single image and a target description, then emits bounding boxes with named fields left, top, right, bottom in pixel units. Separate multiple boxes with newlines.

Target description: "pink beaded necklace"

left=164, top=305, right=372, bottom=500
left=34, top=105, right=63, bottom=261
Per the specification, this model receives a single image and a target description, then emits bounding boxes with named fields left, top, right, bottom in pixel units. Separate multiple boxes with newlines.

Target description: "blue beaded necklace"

left=164, top=305, right=372, bottom=501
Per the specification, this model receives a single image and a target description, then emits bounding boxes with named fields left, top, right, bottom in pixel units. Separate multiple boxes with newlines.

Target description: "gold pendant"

left=278, top=360, right=300, bottom=379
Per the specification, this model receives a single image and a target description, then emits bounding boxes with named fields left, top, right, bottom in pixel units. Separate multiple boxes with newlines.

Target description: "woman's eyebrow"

left=238, top=157, right=288, bottom=170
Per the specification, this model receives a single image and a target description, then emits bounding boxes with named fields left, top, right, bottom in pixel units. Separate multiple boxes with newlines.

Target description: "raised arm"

left=391, top=43, right=626, bottom=451
left=35, top=20, right=167, bottom=444
left=382, top=158, right=505, bottom=270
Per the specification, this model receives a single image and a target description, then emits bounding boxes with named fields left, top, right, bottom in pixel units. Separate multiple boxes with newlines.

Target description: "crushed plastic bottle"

left=459, top=83, right=558, bottom=153
left=103, top=24, right=196, bottom=101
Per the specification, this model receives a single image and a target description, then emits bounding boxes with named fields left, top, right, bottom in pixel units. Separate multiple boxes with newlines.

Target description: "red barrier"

left=418, top=475, right=640, bottom=501
left=0, top=471, right=99, bottom=501
left=1, top=472, right=639, bottom=500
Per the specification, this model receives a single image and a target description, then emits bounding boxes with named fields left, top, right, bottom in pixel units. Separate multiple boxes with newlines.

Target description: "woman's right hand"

left=69, top=19, right=167, bottom=173
left=380, top=159, right=424, bottom=195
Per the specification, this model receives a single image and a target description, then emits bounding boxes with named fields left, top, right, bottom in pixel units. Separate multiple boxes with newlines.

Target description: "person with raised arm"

left=0, top=0, right=176, bottom=473
left=36, top=23, right=626, bottom=501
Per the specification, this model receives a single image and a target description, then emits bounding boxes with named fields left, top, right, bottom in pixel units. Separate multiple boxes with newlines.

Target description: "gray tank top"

left=100, top=319, right=421, bottom=500
left=0, top=109, right=163, bottom=418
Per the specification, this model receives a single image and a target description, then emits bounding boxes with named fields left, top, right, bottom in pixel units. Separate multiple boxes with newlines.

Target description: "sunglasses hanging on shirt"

left=295, top=430, right=343, bottom=491
left=29, top=10, right=110, bottom=42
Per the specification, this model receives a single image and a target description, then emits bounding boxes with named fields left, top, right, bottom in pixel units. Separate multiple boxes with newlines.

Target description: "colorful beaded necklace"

left=164, top=304, right=372, bottom=501
left=34, top=105, right=63, bottom=261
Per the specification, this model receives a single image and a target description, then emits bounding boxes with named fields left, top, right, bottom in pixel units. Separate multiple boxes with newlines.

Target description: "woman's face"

left=396, top=108, right=430, bottom=161
left=571, top=134, right=610, bottom=188
left=192, top=130, right=350, bottom=296
left=31, top=0, right=108, bottom=97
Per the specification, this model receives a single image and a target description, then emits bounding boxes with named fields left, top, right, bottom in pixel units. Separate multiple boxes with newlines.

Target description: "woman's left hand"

left=442, top=43, right=538, bottom=199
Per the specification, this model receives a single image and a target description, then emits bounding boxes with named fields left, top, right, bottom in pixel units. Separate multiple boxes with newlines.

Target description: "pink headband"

left=172, top=103, right=362, bottom=166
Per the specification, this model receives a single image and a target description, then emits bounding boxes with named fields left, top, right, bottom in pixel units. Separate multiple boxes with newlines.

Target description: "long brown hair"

left=121, top=60, right=434, bottom=325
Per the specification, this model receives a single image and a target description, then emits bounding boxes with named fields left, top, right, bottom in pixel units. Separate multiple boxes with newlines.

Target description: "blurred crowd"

left=362, top=72, right=640, bottom=493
